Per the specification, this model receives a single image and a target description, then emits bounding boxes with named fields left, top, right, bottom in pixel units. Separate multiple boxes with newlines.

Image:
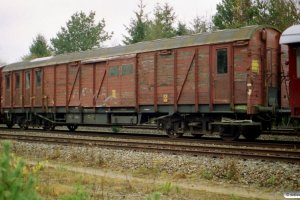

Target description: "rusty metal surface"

left=4, top=25, right=271, bottom=72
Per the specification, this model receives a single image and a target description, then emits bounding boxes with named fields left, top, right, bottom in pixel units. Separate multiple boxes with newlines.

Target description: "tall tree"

left=51, top=11, right=112, bottom=55
left=146, top=3, right=176, bottom=40
left=23, top=34, right=52, bottom=61
left=212, top=0, right=300, bottom=31
left=212, top=0, right=257, bottom=29
left=254, top=0, right=300, bottom=31
left=123, top=0, right=149, bottom=44
left=176, top=21, right=190, bottom=36
left=190, top=16, right=210, bottom=33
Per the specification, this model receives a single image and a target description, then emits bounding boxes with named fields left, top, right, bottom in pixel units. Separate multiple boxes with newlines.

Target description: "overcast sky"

left=0, top=0, right=221, bottom=64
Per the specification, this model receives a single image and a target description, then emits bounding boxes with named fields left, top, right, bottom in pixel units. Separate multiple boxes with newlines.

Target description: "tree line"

left=23, top=0, right=300, bottom=61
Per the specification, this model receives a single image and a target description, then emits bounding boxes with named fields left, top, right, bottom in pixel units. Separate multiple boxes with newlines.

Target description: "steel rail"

left=0, top=133, right=299, bottom=164
left=0, top=127, right=299, bottom=150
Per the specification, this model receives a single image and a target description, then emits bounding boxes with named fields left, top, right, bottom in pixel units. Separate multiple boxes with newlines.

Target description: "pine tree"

left=146, top=3, right=176, bottom=40
left=51, top=11, right=113, bottom=55
left=176, top=21, right=190, bottom=36
left=123, top=0, right=149, bottom=44
left=0, top=142, right=41, bottom=200
left=22, top=34, right=52, bottom=61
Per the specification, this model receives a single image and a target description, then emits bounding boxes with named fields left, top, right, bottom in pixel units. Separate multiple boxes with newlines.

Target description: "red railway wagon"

left=1, top=25, right=283, bottom=140
left=280, top=25, right=300, bottom=121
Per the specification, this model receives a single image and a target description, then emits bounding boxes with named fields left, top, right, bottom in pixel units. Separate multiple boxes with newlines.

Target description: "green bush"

left=0, top=142, right=42, bottom=200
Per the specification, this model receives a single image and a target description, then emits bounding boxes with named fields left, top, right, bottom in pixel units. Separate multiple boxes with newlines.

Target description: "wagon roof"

left=3, top=25, right=275, bottom=72
left=280, top=24, right=300, bottom=44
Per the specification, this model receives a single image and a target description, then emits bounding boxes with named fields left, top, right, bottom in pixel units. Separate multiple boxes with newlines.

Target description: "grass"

left=32, top=163, right=248, bottom=200
left=201, top=169, right=214, bottom=180
left=263, top=175, right=277, bottom=187
left=58, top=185, right=92, bottom=200
left=7, top=142, right=289, bottom=199
left=160, top=182, right=173, bottom=194
left=223, top=159, right=240, bottom=181
left=146, top=192, right=161, bottom=200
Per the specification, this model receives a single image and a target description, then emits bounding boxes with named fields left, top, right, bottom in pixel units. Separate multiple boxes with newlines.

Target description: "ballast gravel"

left=7, top=135, right=300, bottom=192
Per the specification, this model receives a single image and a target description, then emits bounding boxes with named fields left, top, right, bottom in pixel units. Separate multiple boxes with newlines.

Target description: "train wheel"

left=19, top=119, right=29, bottom=130
left=242, top=125, right=261, bottom=141
left=219, top=125, right=240, bottom=141
left=43, top=122, right=55, bottom=131
left=6, top=122, right=14, bottom=129
left=67, top=124, right=78, bottom=132
left=166, top=129, right=183, bottom=138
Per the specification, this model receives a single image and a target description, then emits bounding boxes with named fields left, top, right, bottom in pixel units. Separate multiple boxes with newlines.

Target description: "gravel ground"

left=8, top=138, right=300, bottom=193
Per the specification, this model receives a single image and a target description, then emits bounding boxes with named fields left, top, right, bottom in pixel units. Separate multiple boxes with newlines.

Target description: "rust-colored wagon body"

left=0, top=26, right=285, bottom=139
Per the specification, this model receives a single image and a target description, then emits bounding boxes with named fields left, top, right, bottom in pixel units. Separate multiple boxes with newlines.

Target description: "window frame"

left=216, top=48, right=228, bottom=74
left=121, top=64, right=133, bottom=76
left=25, top=71, right=31, bottom=89
left=15, top=72, right=20, bottom=89
left=5, top=74, right=10, bottom=90
left=35, top=69, right=42, bottom=88
left=109, top=66, right=119, bottom=77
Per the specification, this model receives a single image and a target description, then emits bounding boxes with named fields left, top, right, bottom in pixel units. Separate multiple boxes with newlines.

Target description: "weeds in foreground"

left=160, top=182, right=172, bottom=194
left=201, top=169, right=213, bottom=180
left=223, top=159, right=240, bottom=181
left=159, top=181, right=180, bottom=195
left=231, top=193, right=240, bottom=200
left=262, top=175, right=278, bottom=187
left=58, top=185, right=92, bottom=200
left=146, top=192, right=161, bottom=200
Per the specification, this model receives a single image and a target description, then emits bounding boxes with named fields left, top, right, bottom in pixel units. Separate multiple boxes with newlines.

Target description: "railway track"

left=0, top=132, right=299, bottom=164
left=1, top=126, right=299, bottom=149
left=125, top=125, right=300, bottom=136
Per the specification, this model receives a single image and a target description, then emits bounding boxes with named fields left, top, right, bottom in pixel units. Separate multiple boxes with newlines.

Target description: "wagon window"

left=35, top=70, right=42, bottom=87
left=297, top=47, right=300, bottom=78
left=5, top=74, right=10, bottom=90
left=25, top=71, right=31, bottom=89
left=109, top=66, right=119, bottom=76
left=217, top=48, right=228, bottom=74
left=122, top=64, right=133, bottom=75
left=15, top=73, right=20, bottom=89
